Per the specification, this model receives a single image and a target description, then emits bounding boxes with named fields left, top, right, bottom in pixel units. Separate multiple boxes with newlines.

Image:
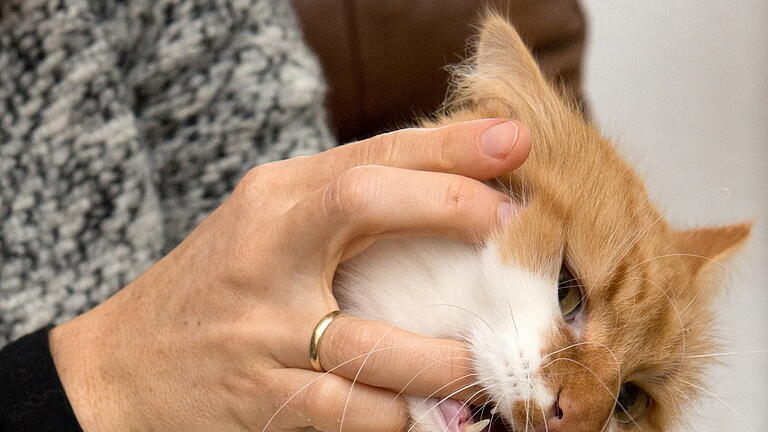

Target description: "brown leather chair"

left=291, top=0, right=587, bottom=143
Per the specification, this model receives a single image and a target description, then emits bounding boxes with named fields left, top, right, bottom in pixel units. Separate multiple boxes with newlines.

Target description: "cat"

left=334, top=12, right=751, bottom=432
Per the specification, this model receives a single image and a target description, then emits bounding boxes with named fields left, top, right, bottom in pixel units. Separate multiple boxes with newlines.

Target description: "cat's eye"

left=614, top=383, right=650, bottom=424
left=557, top=264, right=583, bottom=320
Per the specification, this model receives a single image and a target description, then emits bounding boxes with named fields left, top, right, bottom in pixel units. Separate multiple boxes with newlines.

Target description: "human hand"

left=49, top=119, right=530, bottom=431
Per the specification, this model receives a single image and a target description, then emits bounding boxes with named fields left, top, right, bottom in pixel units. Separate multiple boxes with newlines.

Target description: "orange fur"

left=423, top=13, right=751, bottom=431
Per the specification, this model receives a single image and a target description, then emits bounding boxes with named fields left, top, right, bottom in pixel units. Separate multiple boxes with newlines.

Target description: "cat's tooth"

left=489, top=405, right=499, bottom=415
left=464, top=419, right=490, bottom=432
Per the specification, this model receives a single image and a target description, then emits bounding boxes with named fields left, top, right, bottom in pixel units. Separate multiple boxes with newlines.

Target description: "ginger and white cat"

left=334, top=14, right=750, bottom=432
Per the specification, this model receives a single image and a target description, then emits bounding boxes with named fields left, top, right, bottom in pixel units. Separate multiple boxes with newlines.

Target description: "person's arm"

left=0, top=327, right=81, bottom=431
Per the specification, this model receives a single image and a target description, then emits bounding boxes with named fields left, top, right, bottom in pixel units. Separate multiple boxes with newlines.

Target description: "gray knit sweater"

left=0, top=0, right=335, bottom=346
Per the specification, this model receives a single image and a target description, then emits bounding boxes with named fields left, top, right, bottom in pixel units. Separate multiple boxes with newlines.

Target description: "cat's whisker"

left=444, top=385, right=498, bottom=432
left=674, top=255, right=732, bottom=316
left=600, top=194, right=666, bottom=277
left=604, top=187, right=730, bottom=279
left=525, top=372, right=533, bottom=432
left=597, top=401, right=617, bottom=432
left=343, top=320, right=432, bottom=432
left=341, top=316, right=480, bottom=432
left=407, top=377, right=491, bottom=417
left=388, top=366, right=478, bottom=413
left=680, top=390, right=715, bottom=432
left=455, top=334, right=474, bottom=346
left=494, top=394, right=508, bottom=431
left=507, top=298, right=520, bottom=339
left=629, top=253, right=727, bottom=275
left=406, top=380, right=496, bottom=432
left=542, top=357, right=641, bottom=431
left=542, top=340, right=621, bottom=378
left=685, top=350, right=768, bottom=359
left=681, top=379, right=755, bottom=432
left=422, top=303, right=496, bottom=334
left=628, top=275, right=688, bottom=369
left=540, top=341, right=598, bottom=360
left=602, top=272, right=677, bottom=355
left=470, top=403, right=488, bottom=419
left=260, top=342, right=474, bottom=432
left=597, top=186, right=657, bottom=272
left=709, top=377, right=768, bottom=399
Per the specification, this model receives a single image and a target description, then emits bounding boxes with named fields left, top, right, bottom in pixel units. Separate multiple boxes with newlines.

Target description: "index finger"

left=315, top=119, right=531, bottom=182
left=318, top=315, right=483, bottom=402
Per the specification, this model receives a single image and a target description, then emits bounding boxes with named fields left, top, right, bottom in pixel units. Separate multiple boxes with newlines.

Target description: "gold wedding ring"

left=309, top=310, right=346, bottom=372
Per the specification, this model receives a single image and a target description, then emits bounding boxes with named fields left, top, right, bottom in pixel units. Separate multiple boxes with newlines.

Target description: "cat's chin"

left=409, top=398, right=512, bottom=432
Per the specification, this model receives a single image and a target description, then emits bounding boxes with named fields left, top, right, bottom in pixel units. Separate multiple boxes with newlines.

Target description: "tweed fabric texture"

left=0, top=0, right=335, bottom=346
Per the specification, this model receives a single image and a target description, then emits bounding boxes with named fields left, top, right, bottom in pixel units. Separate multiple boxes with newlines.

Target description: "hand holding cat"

left=48, top=119, right=530, bottom=431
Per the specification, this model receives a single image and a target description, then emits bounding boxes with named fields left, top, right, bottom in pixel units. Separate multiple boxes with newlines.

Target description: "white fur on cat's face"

left=335, top=236, right=566, bottom=432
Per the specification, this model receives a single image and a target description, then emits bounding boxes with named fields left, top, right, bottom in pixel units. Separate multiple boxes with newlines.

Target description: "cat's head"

left=422, top=13, right=751, bottom=432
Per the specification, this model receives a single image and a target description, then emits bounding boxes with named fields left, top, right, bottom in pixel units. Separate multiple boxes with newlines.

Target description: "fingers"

left=268, top=368, right=409, bottom=432
left=316, top=119, right=530, bottom=181
left=321, top=316, right=482, bottom=402
left=287, top=165, right=512, bottom=261
left=280, top=314, right=481, bottom=403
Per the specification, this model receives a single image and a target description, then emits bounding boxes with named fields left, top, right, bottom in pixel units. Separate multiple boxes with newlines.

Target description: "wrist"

left=49, top=291, right=142, bottom=431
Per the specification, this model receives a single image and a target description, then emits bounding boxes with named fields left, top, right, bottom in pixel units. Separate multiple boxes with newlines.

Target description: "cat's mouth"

left=434, top=399, right=511, bottom=432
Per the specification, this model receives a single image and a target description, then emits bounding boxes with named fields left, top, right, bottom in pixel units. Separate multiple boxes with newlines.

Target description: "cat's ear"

left=473, top=13, right=550, bottom=97
left=448, top=12, right=565, bottom=124
left=675, top=222, right=752, bottom=274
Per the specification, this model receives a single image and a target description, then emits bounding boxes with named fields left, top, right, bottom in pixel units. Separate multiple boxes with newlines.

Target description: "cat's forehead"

left=500, top=125, right=673, bottom=272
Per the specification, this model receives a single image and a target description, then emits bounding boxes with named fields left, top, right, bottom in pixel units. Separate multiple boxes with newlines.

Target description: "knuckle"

left=374, top=129, right=404, bottom=164
left=353, top=133, right=388, bottom=165
left=432, top=133, right=458, bottom=172
left=322, top=166, right=378, bottom=221
left=302, top=378, right=345, bottom=418
left=235, top=163, right=277, bottom=199
left=235, top=159, right=299, bottom=199
left=369, top=128, right=429, bottom=168
left=224, top=362, right=273, bottom=404
left=236, top=166, right=264, bottom=195
left=381, top=127, right=458, bottom=172
left=322, top=318, right=386, bottom=381
left=443, top=178, right=475, bottom=217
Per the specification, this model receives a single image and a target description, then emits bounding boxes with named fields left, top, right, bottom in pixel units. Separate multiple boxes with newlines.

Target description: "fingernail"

left=481, top=121, right=519, bottom=159
left=498, top=201, right=514, bottom=223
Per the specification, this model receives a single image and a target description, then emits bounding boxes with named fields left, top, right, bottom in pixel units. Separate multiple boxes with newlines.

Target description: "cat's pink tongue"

left=437, top=399, right=472, bottom=432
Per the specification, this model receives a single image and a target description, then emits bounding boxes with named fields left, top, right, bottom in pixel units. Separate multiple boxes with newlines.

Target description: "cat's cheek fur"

left=468, top=242, right=558, bottom=414
left=335, top=238, right=562, bottom=430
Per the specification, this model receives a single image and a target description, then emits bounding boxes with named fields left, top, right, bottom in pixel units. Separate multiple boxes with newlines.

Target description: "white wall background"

left=583, top=2, right=768, bottom=431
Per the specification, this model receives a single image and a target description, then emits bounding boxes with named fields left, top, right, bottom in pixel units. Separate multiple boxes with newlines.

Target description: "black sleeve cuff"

left=0, top=326, right=83, bottom=432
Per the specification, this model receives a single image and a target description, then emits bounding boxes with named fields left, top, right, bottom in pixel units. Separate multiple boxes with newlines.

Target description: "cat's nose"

left=544, top=391, right=566, bottom=431
left=544, top=390, right=588, bottom=432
